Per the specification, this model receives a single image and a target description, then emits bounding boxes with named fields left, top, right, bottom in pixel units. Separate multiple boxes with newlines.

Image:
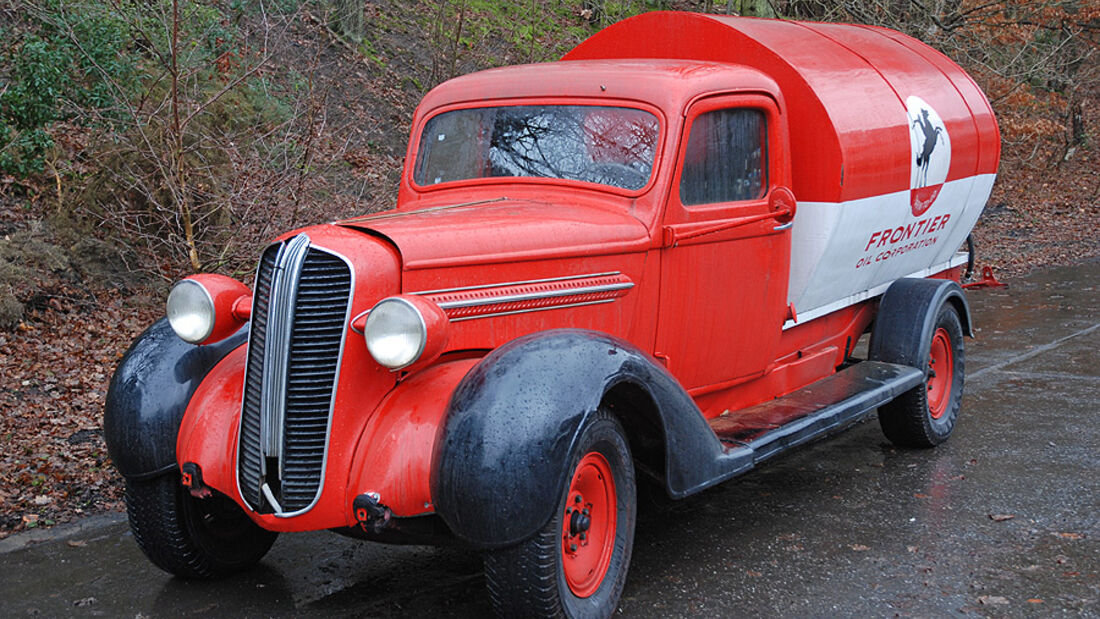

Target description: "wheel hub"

left=926, top=327, right=954, bottom=419
left=561, top=452, right=617, bottom=598
left=569, top=509, right=591, bottom=536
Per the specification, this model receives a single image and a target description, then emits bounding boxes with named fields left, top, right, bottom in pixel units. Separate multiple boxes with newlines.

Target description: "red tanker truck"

left=105, top=11, right=999, bottom=617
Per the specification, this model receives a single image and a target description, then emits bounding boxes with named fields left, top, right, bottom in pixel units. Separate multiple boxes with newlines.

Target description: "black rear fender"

left=870, top=277, right=974, bottom=371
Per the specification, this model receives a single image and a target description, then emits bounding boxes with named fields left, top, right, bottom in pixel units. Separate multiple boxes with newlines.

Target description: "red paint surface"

left=911, top=185, right=943, bottom=217
left=927, top=327, right=953, bottom=419
left=179, top=225, right=406, bottom=531
left=172, top=14, right=996, bottom=530
left=182, top=274, right=251, bottom=344
left=562, top=451, right=618, bottom=598
left=564, top=12, right=1000, bottom=203
left=346, top=357, right=480, bottom=517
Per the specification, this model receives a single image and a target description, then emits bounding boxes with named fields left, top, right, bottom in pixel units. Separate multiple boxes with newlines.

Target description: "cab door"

left=655, top=94, right=793, bottom=393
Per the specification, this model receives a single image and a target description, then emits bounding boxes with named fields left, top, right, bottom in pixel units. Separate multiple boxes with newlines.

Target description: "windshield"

left=413, top=105, right=659, bottom=191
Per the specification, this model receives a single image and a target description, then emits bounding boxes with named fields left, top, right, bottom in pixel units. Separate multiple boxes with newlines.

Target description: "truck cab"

left=105, top=12, right=998, bottom=618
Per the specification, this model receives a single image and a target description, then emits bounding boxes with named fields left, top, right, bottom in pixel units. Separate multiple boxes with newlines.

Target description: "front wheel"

left=878, top=304, right=965, bottom=447
left=125, top=473, right=277, bottom=579
left=485, top=409, right=636, bottom=618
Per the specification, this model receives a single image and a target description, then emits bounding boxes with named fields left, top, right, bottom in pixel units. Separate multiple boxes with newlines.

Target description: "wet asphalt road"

left=2, top=260, right=1097, bottom=618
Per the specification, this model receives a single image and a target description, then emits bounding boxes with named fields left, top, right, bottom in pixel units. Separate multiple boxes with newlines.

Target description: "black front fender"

left=104, top=318, right=246, bottom=480
left=431, top=329, right=742, bottom=549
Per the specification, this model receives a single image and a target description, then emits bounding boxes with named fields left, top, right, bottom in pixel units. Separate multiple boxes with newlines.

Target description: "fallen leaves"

left=972, top=139, right=1100, bottom=279
left=989, top=513, right=1016, bottom=522
left=978, top=595, right=1009, bottom=606
left=0, top=288, right=158, bottom=538
left=1053, top=532, right=1085, bottom=540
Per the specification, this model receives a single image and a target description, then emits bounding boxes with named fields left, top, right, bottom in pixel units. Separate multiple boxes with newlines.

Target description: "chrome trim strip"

left=257, top=241, right=288, bottom=480
left=260, top=233, right=311, bottom=469
left=256, top=241, right=287, bottom=476
left=337, top=197, right=508, bottom=224
left=348, top=308, right=370, bottom=335
left=261, top=483, right=283, bottom=514
left=412, top=272, right=623, bottom=296
left=435, top=281, right=634, bottom=310
left=449, top=299, right=617, bottom=322
left=274, top=244, right=355, bottom=519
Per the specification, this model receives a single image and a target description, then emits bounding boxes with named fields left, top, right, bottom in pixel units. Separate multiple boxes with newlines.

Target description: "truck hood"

left=336, top=199, right=651, bottom=270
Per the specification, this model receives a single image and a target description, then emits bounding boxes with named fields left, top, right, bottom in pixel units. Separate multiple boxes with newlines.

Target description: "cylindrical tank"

left=566, top=12, right=1000, bottom=325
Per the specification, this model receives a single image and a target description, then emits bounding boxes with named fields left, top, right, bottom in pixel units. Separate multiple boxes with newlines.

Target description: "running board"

left=709, top=361, right=924, bottom=466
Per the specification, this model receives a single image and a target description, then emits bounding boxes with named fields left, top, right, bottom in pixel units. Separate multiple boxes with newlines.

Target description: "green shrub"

left=0, top=2, right=136, bottom=178
left=0, top=36, right=68, bottom=177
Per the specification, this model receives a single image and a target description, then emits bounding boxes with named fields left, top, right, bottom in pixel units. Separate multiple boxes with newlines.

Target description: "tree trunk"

left=327, top=0, right=364, bottom=43
left=582, top=0, right=604, bottom=22
left=739, top=0, right=776, bottom=18
left=1070, top=100, right=1085, bottom=147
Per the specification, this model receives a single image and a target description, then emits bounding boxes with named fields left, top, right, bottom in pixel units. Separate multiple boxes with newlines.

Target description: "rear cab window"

left=679, top=108, right=768, bottom=206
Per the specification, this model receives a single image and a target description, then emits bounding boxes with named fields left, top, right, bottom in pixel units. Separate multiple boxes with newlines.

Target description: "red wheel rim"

left=561, top=451, right=617, bottom=598
left=927, top=327, right=953, bottom=419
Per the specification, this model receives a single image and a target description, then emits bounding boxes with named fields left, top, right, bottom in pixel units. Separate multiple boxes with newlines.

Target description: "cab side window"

left=679, top=108, right=767, bottom=206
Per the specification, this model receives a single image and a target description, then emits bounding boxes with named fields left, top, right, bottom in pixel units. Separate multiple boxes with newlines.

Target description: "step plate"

left=710, top=361, right=924, bottom=465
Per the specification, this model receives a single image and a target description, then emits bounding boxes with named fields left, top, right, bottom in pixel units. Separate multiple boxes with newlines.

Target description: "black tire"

left=485, top=409, right=636, bottom=618
left=879, top=304, right=965, bottom=447
left=125, top=473, right=277, bottom=579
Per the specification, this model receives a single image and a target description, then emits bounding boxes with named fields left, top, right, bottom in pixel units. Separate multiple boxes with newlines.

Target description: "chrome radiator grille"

left=238, top=234, right=352, bottom=515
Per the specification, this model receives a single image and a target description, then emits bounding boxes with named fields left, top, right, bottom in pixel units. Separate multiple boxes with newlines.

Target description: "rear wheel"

left=879, top=304, right=965, bottom=447
left=485, top=409, right=635, bottom=618
left=125, top=473, right=277, bottom=579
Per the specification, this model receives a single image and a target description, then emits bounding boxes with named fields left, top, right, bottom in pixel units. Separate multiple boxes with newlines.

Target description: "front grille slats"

left=237, top=237, right=352, bottom=515
left=237, top=245, right=279, bottom=508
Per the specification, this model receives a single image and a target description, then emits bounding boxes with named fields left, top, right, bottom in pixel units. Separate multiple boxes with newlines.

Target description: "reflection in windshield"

left=414, top=106, right=659, bottom=191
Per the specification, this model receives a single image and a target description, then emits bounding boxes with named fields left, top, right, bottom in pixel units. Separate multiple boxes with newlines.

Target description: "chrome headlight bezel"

left=166, top=279, right=216, bottom=344
left=363, top=297, right=428, bottom=370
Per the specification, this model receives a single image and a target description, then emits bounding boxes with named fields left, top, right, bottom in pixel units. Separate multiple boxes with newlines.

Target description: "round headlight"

left=166, top=279, right=216, bottom=344
left=364, top=298, right=427, bottom=369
